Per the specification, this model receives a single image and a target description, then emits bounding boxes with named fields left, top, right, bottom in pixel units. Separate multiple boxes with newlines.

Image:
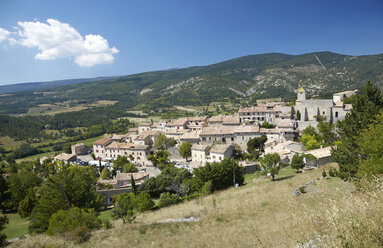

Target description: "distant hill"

left=0, top=77, right=114, bottom=94
left=1, top=51, right=383, bottom=114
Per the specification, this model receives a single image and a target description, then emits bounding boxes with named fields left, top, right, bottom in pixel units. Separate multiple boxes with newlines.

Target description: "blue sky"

left=0, top=0, right=382, bottom=85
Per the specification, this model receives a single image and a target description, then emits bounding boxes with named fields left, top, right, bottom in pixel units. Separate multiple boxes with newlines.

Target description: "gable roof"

left=93, top=138, right=112, bottom=146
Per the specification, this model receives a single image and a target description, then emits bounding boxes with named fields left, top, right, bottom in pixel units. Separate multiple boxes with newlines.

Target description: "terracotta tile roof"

left=210, top=144, right=233, bottom=154
left=191, top=144, right=211, bottom=151
left=306, top=146, right=332, bottom=159
left=136, top=130, right=162, bottom=139
left=345, top=104, right=352, bottom=110
left=116, top=172, right=149, bottom=181
left=105, top=142, right=148, bottom=150
left=187, top=116, right=207, bottom=122
left=106, top=142, right=134, bottom=149
left=180, top=131, right=201, bottom=140
left=166, top=117, right=188, bottom=127
left=233, top=125, right=260, bottom=133
left=54, top=153, right=76, bottom=161
left=260, top=128, right=279, bottom=133
left=200, top=126, right=234, bottom=136
left=93, top=138, right=112, bottom=146
left=208, top=115, right=224, bottom=123
left=222, top=115, right=240, bottom=125
left=238, top=103, right=283, bottom=113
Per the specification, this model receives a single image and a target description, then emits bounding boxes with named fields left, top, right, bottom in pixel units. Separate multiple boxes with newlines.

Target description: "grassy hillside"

left=1, top=51, right=383, bottom=115
left=8, top=164, right=383, bottom=247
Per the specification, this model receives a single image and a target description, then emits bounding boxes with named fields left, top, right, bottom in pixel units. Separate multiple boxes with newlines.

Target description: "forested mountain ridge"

left=1, top=51, right=383, bottom=115
left=0, top=77, right=114, bottom=94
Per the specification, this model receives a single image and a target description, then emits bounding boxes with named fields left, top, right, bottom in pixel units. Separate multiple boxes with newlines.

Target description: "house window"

left=213, top=155, right=216, bottom=159
left=335, top=111, right=338, bottom=118
left=323, top=111, right=325, bottom=115
left=202, top=137, right=206, bottom=141
left=219, top=157, right=222, bottom=161
left=231, top=137, right=234, bottom=141
left=222, top=138, right=226, bottom=142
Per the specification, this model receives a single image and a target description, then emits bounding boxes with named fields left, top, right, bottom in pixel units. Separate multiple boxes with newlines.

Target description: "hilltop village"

left=51, top=88, right=357, bottom=189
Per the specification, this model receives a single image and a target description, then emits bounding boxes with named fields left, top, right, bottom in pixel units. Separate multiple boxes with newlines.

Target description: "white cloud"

left=0, top=28, right=11, bottom=43
left=11, top=19, right=119, bottom=66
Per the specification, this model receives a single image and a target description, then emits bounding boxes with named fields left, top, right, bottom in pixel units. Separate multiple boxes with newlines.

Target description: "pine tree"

left=131, top=174, right=137, bottom=195
left=332, top=81, right=383, bottom=178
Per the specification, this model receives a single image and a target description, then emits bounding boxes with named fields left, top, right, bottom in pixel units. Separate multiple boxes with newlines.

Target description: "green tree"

left=261, top=122, right=275, bottom=129
left=113, top=156, right=129, bottom=175
left=131, top=174, right=137, bottom=195
left=63, top=144, right=72, bottom=154
left=46, top=207, right=101, bottom=237
left=100, top=168, right=112, bottom=180
left=300, top=134, right=321, bottom=150
left=154, top=133, right=168, bottom=151
left=148, top=150, right=170, bottom=168
left=6, top=170, right=42, bottom=212
left=158, top=192, right=181, bottom=207
left=122, top=163, right=138, bottom=173
left=193, top=158, right=244, bottom=191
left=290, top=154, right=305, bottom=173
left=179, top=142, right=192, bottom=161
left=112, top=192, right=154, bottom=224
left=332, top=81, right=383, bottom=179
left=0, top=215, right=8, bottom=247
left=18, top=188, right=38, bottom=218
left=357, top=112, right=383, bottom=178
left=29, top=165, right=105, bottom=233
left=247, top=135, right=267, bottom=157
left=260, top=153, right=281, bottom=181
left=317, top=121, right=335, bottom=146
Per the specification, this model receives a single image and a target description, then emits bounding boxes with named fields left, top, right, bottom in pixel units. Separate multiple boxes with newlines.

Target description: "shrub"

left=322, top=169, right=327, bottom=178
left=299, top=186, right=305, bottom=193
left=329, top=167, right=336, bottom=177
left=102, top=219, right=112, bottom=230
left=200, top=180, right=213, bottom=196
left=46, top=207, right=101, bottom=237
left=69, top=226, right=91, bottom=243
left=0, top=215, right=8, bottom=247
left=159, top=192, right=182, bottom=208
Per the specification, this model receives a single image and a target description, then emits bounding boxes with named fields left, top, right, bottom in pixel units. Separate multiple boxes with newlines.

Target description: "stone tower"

left=297, top=87, right=306, bottom=102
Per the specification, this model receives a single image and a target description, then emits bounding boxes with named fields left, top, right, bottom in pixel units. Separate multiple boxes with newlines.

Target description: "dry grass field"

left=8, top=164, right=383, bottom=248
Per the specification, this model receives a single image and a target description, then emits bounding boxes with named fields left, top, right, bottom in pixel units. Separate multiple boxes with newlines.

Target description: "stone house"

left=54, top=153, right=77, bottom=164
left=238, top=103, right=285, bottom=124
left=138, top=123, right=152, bottom=133
left=93, top=138, right=113, bottom=159
left=190, top=144, right=211, bottom=169
left=208, top=144, right=234, bottom=163
left=104, top=142, right=150, bottom=166
left=71, top=143, right=90, bottom=155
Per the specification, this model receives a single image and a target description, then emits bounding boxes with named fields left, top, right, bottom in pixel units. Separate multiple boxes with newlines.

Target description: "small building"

left=305, top=146, right=332, bottom=168
left=191, top=144, right=211, bottom=168
left=138, top=123, right=152, bottom=134
left=98, top=172, right=150, bottom=189
left=54, top=153, right=77, bottom=164
left=165, top=117, right=189, bottom=131
left=208, top=144, right=234, bottom=163
left=333, top=90, right=358, bottom=103
left=71, top=143, right=91, bottom=155
left=186, top=117, right=206, bottom=130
